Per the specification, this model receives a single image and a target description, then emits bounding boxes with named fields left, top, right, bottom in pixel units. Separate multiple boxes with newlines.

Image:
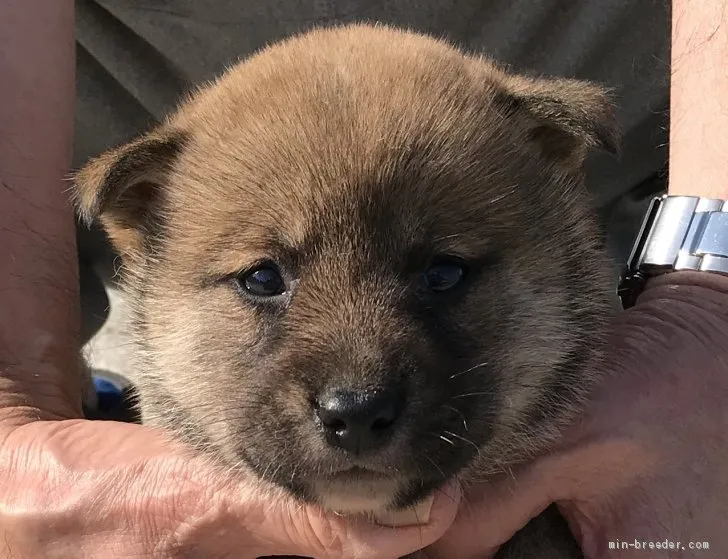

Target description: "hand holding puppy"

left=0, top=417, right=460, bottom=559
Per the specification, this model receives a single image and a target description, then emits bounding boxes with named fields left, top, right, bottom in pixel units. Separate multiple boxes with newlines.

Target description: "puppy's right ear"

left=73, top=128, right=189, bottom=263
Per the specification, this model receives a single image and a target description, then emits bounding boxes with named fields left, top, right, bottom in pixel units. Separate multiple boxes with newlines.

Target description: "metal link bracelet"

left=617, top=195, right=728, bottom=309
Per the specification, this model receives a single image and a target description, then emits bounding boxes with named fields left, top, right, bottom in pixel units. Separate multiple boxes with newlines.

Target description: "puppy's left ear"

left=72, top=127, right=189, bottom=264
left=496, top=72, right=621, bottom=169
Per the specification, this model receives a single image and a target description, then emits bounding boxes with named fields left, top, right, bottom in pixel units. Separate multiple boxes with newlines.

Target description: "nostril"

left=371, top=415, right=395, bottom=431
left=315, top=403, right=349, bottom=432
left=371, top=400, right=399, bottom=431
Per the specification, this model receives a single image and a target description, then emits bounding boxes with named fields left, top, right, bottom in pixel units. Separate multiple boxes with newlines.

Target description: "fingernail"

left=373, top=494, right=436, bottom=527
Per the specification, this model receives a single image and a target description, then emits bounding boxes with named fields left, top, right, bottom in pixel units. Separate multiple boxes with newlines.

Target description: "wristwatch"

left=617, top=195, right=728, bottom=309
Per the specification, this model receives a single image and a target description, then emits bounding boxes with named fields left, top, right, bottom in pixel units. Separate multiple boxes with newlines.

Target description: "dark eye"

left=424, top=261, right=467, bottom=292
left=237, top=265, right=286, bottom=297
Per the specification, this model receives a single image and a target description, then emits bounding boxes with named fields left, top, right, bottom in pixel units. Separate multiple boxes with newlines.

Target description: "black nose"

left=315, top=389, right=404, bottom=454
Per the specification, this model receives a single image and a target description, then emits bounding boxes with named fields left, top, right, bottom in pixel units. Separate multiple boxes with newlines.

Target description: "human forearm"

left=670, top=0, right=728, bottom=199
left=0, top=0, right=79, bottom=423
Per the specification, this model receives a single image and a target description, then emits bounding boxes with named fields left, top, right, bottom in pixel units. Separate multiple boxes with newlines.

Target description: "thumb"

left=260, top=481, right=462, bottom=559
left=425, top=437, right=651, bottom=559
left=424, top=465, right=558, bottom=559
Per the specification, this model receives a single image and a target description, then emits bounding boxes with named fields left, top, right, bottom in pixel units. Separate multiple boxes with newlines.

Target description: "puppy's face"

left=75, top=25, right=617, bottom=512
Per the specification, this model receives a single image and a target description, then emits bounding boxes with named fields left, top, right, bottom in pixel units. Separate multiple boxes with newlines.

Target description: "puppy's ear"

left=496, top=72, right=620, bottom=169
left=73, top=128, right=189, bottom=262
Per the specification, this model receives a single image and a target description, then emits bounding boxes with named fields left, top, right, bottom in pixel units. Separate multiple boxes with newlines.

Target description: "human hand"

left=0, top=416, right=460, bottom=559
left=423, top=271, right=728, bottom=558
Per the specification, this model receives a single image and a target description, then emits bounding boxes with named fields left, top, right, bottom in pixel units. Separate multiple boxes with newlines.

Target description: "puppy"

left=74, top=23, right=618, bottom=558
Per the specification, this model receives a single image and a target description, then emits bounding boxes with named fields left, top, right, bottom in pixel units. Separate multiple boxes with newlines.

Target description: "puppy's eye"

left=424, top=261, right=467, bottom=292
left=237, top=265, right=286, bottom=297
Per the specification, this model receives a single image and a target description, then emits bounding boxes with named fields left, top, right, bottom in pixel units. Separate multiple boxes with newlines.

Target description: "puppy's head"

left=74, top=24, right=618, bottom=513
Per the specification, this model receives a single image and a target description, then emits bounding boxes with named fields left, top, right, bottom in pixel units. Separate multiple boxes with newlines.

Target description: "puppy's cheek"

left=495, top=279, right=571, bottom=391
left=141, top=294, right=261, bottom=432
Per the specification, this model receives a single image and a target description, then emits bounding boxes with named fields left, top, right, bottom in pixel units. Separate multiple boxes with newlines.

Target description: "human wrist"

left=0, top=0, right=81, bottom=424
left=668, top=0, right=728, bottom=199
left=627, top=270, right=728, bottom=364
left=640, top=270, right=728, bottom=306
left=0, top=348, right=83, bottom=426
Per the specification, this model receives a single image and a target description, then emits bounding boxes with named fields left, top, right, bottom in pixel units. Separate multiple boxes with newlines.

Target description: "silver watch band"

left=639, top=195, right=728, bottom=274
left=618, top=195, right=728, bottom=309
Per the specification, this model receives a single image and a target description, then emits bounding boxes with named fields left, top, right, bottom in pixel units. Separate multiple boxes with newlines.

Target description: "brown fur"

left=74, top=24, right=618, bottom=558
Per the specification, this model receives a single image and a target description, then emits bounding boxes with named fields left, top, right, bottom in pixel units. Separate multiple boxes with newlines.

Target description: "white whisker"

left=449, top=361, right=489, bottom=380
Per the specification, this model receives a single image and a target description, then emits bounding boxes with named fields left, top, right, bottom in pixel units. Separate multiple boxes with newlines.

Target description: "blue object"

left=92, top=375, right=124, bottom=411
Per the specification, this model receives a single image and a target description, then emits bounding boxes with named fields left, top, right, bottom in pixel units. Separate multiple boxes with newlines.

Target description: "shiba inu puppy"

left=75, top=23, right=618, bottom=558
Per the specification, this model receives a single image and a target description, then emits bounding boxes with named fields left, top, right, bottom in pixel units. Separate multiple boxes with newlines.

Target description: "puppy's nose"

left=315, top=389, right=404, bottom=454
